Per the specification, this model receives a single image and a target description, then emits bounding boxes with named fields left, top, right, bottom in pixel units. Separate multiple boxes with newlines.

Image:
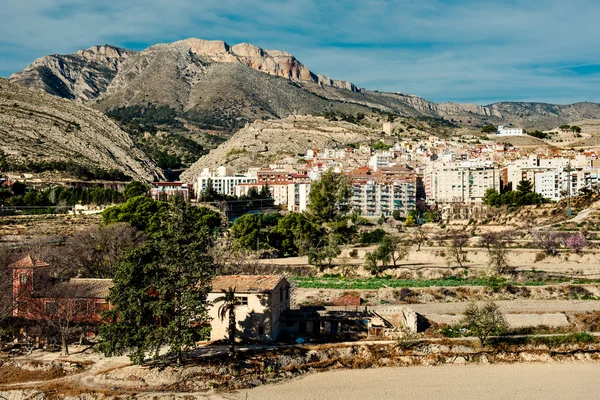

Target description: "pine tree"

left=99, top=197, right=220, bottom=364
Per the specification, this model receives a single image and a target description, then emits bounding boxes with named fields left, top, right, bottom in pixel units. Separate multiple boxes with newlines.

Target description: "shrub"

left=360, top=229, right=386, bottom=245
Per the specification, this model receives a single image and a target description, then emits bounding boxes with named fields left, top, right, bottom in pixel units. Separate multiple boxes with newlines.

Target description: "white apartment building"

left=351, top=180, right=416, bottom=217
left=196, top=167, right=257, bottom=197
left=535, top=168, right=599, bottom=201
left=367, top=151, right=393, bottom=171
left=287, top=183, right=311, bottom=212
left=234, top=183, right=290, bottom=205
left=497, top=126, right=523, bottom=136
left=425, top=161, right=501, bottom=204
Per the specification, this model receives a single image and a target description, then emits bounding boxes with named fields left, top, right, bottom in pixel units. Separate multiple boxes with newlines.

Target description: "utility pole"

left=566, top=160, right=572, bottom=217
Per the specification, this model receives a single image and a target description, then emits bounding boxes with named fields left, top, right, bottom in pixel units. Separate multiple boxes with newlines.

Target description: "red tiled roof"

left=9, top=255, right=49, bottom=269
left=211, top=275, right=286, bottom=293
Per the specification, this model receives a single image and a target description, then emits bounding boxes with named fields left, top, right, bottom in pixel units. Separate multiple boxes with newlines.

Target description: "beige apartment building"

left=425, top=161, right=501, bottom=204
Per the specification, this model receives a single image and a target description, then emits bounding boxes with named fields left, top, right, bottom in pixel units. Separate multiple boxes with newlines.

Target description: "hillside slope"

left=0, top=78, right=162, bottom=181
left=180, top=115, right=384, bottom=182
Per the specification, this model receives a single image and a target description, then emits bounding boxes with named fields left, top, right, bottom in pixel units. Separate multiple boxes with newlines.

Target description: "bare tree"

left=390, top=236, right=411, bottom=267
left=210, top=239, right=262, bottom=275
left=27, top=286, right=98, bottom=355
left=411, top=226, right=429, bottom=251
left=482, top=230, right=515, bottom=274
left=0, top=246, right=18, bottom=323
left=531, top=229, right=565, bottom=256
left=60, top=224, right=144, bottom=278
left=445, top=230, right=470, bottom=268
left=462, top=301, right=508, bottom=346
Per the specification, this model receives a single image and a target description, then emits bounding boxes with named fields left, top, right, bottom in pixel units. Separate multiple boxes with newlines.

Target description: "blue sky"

left=2, top=0, right=600, bottom=104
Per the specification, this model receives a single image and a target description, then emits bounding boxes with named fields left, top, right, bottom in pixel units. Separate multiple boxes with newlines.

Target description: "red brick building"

left=11, top=255, right=112, bottom=324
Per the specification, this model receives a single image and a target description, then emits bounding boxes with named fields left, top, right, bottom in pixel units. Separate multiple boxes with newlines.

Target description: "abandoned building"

left=207, top=275, right=291, bottom=342
left=11, top=255, right=112, bottom=324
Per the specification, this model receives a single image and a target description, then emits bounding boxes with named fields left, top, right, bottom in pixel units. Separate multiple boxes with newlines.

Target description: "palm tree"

left=214, top=287, right=238, bottom=356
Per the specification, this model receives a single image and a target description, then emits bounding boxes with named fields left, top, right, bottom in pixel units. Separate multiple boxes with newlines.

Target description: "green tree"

left=462, top=301, right=508, bottom=346
left=124, top=181, right=149, bottom=199
left=481, top=125, right=497, bottom=133
left=308, top=232, right=342, bottom=271
left=364, top=235, right=410, bottom=275
left=201, top=179, right=219, bottom=202
left=482, top=188, right=501, bottom=206
left=516, top=180, right=533, bottom=193
left=423, top=210, right=440, bottom=223
left=102, top=196, right=168, bottom=232
left=214, top=287, right=239, bottom=357
left=99, top=198, right=221, bottom=364
left=259, top=184, right=272, bottom=199
left=307, top=170, right=352, bottom=227
left=559, top=124, right=571, bottom=132
left=268, top=213, right=319, bottom=257
left=231, top=214, right=262, bottom=250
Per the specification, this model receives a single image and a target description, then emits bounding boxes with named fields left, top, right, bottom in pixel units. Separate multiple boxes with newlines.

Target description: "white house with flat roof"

left=497, top=126, right=523, bottom=136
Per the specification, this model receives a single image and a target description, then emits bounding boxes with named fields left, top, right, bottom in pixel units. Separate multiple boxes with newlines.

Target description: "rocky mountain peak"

left=11, top=45, right=136, bottom=102
left=76, top=45, right=134, bottom=62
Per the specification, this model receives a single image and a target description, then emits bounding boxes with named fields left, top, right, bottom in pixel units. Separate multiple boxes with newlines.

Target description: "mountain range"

left=11, top=38, right=600, bottom=134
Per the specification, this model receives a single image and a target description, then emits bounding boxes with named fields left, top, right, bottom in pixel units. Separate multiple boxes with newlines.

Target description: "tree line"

left=482, top=180, right=548, bottom=207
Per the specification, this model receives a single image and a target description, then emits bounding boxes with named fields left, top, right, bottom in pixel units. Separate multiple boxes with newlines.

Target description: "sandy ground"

left=408, top=299, right=600, bottom=314
left=408, top=299, right=600, bottom=327
left=236, top=362, right=600, bottom=400
left=261, top=246, right=600, bottom=277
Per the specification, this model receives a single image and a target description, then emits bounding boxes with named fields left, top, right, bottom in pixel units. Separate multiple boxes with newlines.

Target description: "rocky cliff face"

left=10, top=45, right=135, bottom=102
left=174, top=38, right=359, bottom=92
left=0, top=78, right=162, bottom=181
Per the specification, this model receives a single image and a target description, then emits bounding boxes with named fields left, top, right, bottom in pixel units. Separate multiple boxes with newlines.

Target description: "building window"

left=19, top=273, right=28, bottom=285
left=45, top=302, right=58, bottom=315
left=236, top=296, right=248, bottom=306
left=75, top=299, right=88, bottom=315
left=17, top=301, right=28, bottom=314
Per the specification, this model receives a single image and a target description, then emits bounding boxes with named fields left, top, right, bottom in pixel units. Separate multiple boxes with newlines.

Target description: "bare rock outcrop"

left=10, top=45, right=135, bottom=103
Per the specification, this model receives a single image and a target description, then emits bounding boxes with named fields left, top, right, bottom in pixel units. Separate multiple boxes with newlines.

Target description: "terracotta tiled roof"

left=33, top=279, right=113, bottom=299
left=8, top=255, right=49, bottom=269
left=211, top=275, right=286, bottom=294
